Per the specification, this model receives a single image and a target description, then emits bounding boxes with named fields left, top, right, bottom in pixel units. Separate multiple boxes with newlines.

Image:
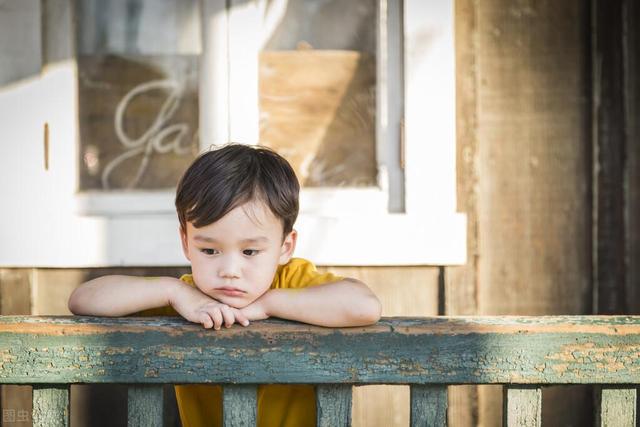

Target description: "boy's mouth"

left=215, top=287, right=246, bottom=297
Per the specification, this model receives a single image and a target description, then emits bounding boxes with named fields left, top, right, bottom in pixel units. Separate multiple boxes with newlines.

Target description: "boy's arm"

left=68, top=275, right=183, bottom=316
left=246, top=278, right=382, bottom=327
left=68, top=276, right=250, bottom=329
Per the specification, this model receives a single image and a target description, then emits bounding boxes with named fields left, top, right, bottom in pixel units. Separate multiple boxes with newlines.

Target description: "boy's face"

left=180, top=200, right=296, bottom=308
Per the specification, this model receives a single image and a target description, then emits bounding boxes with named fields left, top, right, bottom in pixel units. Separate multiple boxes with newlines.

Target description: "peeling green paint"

left=0, top=316, right=639, bottom=385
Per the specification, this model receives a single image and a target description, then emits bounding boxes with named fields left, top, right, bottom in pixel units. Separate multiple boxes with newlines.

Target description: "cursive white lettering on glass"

left=102, top=79, right=197, bottom=189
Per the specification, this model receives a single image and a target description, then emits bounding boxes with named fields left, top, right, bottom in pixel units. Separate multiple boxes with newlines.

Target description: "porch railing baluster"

left=503, top=385, right=542, bottom=427
left=316, top=384, right=352, bottom=427
left=222, top=384, right=257, bottom=427
left=597, top=387, right=637, bottom=427
left=32, top=384, right=69, bottom=427
left=127, top=384, right=164, bottom=427
left=410, top=384, right=448, bottom=427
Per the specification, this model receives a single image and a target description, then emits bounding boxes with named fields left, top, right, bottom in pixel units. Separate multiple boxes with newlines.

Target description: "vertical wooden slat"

left=503, top=386, right=542, bottom=427
left=317, top=384, right=352, bottom=427
left=222, top=384, right=257, bottom=427
left=592, top=0, right=628, bottom=315
left=410, top=385, right=447, bottom=427
left=128, top=385, right=164, bottom=427
left=32, top=385, right=69, bottom=427
left=597, top=387, right=637, bottom=427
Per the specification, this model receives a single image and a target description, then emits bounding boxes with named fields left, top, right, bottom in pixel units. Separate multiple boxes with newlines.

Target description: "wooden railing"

left=1, top=316, right=638, bottom=426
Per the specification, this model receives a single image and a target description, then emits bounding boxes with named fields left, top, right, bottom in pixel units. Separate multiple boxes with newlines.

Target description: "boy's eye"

left=201, top=248, right=219, bottom=255
left=243, top=249, right=259, bottom=256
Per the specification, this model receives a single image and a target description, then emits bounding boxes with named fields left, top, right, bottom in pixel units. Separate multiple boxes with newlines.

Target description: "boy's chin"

left=215, top=296, right=254, bottom=309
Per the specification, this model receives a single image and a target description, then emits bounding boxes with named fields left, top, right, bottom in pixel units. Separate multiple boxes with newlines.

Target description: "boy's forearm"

left=68, top=275, right=180, bottom=316
left=262, top=279, right=382, bottom=327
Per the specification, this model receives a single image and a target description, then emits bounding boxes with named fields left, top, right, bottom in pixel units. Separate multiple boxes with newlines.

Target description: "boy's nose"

left=218, top=255, right=241, bottom=279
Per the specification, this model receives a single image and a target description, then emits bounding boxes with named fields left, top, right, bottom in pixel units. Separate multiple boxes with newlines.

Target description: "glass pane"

left=76, top=0, right=200, bottom=191
left=259, top=0, right=377, bottom=187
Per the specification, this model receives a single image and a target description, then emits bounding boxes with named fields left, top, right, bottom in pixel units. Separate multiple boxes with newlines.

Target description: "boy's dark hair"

left=175, top=143, right=300, bottom=237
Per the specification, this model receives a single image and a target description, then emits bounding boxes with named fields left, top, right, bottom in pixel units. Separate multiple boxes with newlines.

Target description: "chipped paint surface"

left=0, top=316, right=639, bottom=385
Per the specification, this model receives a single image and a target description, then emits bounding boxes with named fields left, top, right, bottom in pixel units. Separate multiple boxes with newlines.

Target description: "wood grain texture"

left=449, top=0, right=481, bottom=424
left=473, top=0, right=592, bottom=425
left=127, top=385, right=163, bottom=427
left=592, top=0, right=627, bottom=314
left=32, top=385, right=69, bottom=427
left=222, top=385, right=257, bottom=427
left=596, top=387, right=637, bottom=427
left=259, top=51, right=377, bottom=187
left=410, top=385, right=447, bottom=427
left=503, top=386, right=541, bottom=427
left=317, top=384, right=352, bottom=427
left=624, top=0, right=640, bottom=315
left=1, top=316, right=640, bottom=385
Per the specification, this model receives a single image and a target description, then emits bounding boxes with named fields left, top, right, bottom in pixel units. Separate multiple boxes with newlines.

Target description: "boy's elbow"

left=351, top=294, right=382, bottom=326
left=67, top=290, right=80, bottom=315
left=68, top=287, right=88, bottom=315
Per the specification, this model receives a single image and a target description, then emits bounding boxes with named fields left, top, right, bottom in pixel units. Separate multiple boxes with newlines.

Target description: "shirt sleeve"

left=271, top=258, right=343, bottom=290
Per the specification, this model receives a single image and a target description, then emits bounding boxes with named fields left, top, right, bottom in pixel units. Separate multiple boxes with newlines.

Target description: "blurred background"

left=0, top=0, right=638, bottom=426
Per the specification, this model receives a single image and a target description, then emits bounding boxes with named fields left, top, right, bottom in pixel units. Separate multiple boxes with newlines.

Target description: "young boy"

left=68, top=143, right=382, bottom=427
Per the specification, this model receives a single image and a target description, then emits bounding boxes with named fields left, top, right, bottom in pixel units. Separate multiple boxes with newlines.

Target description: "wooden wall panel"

left=0, top=269, right=33, bottom=426
left=447, top=0, right=481, bottom=424
left=624, top=0, right=640, bottom=315
left=472, top=1, right=592, bottom=426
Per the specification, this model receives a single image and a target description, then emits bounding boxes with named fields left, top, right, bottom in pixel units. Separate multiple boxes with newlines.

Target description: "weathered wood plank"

left=32, top=385, right=69, bottom=427
left=592, top=0, right=628, bottom=315
left=410, top=385, right=447, bottom=426
left=596, top=387, right=637, bottom=427
left=127, top=385, right=163, bottom=427
left=503, top=386, right=541, bottom=427
left=2, top=316, right=640, bottom=385
left=473, top=0, right=592, bottom=424
left=222, top=385, right=256, bottom=427
left=317, top=384, right=352, bottom=427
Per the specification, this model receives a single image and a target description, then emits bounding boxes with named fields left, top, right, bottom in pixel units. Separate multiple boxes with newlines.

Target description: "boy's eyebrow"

left=193, top=235, right=270, bottom=244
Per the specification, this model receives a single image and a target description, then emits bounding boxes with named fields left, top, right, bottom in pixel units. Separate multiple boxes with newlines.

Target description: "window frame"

left=70, top=0, right=465, bottom=266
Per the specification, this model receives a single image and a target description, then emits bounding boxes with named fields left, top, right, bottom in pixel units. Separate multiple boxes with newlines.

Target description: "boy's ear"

left=179, top=226, right=191, bottom=261
left=278, top=229, right=297, bottom=265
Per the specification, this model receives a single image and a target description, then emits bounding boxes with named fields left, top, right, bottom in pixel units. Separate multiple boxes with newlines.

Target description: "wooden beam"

left=1, top=316, right=640, bottom=385
left=592, top=0, right=627, bottom=314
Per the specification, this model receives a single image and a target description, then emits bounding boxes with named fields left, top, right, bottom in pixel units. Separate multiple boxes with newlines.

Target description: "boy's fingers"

left=210, top=308, right=223, bottom=330
left=199, top=312, right=213, bottom=329
left=233, top=309, right=250, bottom=327
left=220, top=305, right=235, bottom=328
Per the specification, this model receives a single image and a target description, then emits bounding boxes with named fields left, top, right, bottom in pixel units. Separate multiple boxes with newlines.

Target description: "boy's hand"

left=239, top=292, right=270, bottom=321
left=170, top=283, right=250, bottom=330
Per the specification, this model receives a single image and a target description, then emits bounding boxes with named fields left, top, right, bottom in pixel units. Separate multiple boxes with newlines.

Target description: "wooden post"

left=32, top=385, right=69, bottom=427
left=222, top=385, right=257, bottom=427
left=317, top=385, right=352, bottom=427
left=596, top=387, right=637, bottom=426
left=410, top=385, right=447, bottom=427
left=128, top=385, right=164, bottom=427
left=503, top=386, right=542, bottom=427
left=591, top=0, right=628, bottom=315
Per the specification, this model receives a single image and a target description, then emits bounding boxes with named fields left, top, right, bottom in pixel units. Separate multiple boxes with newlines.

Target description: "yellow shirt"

left=140, top=258, right=341, bottom=427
